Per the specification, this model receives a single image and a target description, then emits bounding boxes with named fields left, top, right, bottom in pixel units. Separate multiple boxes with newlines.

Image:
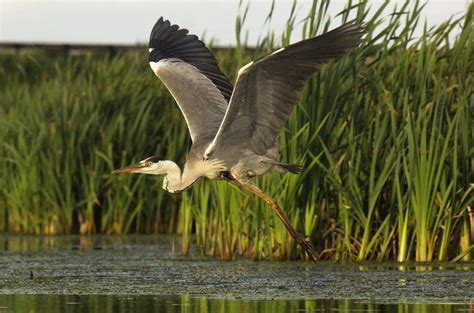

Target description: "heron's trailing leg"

left=237, top=179, right=317, bottom=261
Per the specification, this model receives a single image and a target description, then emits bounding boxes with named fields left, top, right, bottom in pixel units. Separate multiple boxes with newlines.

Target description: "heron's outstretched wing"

left=148, top=17, right=233, bottom=143
left=205, top=20, right=365, bottom=157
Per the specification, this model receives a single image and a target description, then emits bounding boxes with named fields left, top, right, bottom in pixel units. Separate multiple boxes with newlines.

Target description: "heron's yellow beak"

left=111, top=162, right=146, bottom=174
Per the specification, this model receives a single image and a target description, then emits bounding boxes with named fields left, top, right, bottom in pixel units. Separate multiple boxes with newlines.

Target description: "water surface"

left=0, top=234, right=472, bottom=312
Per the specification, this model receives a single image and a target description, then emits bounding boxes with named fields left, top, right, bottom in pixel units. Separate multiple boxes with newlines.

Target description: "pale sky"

left=0, top=0, right=469, bottom=47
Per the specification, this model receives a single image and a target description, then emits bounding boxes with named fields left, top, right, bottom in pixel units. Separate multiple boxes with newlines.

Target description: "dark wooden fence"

left=0, top=42, right=147, bottom=55
left=0, top=42, right=238, bottom=55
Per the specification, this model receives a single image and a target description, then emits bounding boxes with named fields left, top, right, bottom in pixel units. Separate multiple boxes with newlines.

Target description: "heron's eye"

left=146, top=161, right=153, bottom=167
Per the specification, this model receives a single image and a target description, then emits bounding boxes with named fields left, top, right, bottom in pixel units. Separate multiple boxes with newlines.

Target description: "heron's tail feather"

left=263, top=159, right=303, bottom=174
left=279, top=163, right=303, bottom=174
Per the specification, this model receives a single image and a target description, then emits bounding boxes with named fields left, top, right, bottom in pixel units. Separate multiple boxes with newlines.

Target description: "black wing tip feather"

left=149, top=17, right=190, bottom=49
left=148, top=17, right=233, bottom=102
left=270, top=19, right=366, bottom=65
left=252, top=19, right=365, bottom=69
left=326, top=19, right=366, bottom=46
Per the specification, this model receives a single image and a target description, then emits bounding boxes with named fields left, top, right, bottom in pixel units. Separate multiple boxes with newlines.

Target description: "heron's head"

left=112, top=156, right=166, bottom=175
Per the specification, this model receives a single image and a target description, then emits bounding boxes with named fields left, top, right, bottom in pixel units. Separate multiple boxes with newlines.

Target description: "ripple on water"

left=0, top=234, right=473, bottom=311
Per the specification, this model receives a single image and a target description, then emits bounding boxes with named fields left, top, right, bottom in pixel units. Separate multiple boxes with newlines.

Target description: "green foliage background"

left=0, top=1, right=472, bottom=261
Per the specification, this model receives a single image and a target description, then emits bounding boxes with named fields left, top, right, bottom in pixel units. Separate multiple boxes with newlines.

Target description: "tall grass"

left=0, top=0, right=472, bottom=261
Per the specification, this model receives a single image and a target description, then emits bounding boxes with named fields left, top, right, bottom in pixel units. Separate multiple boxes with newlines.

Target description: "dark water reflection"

left=1, top=294, right=472, bottom=313
left=0, top=235, right=473, bottom=313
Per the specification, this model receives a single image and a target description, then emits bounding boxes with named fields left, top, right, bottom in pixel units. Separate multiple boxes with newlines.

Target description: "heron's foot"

left=237, top=181, right=318, bottom=262
left=295, top=233, right=318, bottom=262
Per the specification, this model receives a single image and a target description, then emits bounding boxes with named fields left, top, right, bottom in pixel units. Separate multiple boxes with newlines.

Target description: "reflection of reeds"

left=2, top=294, right=471, bottom=312
left=0, top=0, right=472, bottom=261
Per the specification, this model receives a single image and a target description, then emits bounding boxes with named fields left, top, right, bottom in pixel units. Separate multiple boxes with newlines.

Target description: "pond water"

left=0, top=234, right=473, bottom=313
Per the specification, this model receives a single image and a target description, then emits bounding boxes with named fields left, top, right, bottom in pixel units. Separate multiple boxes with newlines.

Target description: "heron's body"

left=113, top=17, right=365, bottom=260
left=148, top=57, right=288, bottom=191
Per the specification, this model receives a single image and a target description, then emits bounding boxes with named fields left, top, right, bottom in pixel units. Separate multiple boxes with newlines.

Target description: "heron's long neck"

left=161, top=160, right=198, bottom=193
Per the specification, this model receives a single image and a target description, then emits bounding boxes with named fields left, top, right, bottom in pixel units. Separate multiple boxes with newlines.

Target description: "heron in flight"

left=113, top=17, right=365, bottom=261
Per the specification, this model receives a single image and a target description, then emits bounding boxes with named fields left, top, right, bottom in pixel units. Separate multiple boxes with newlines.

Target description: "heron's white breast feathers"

left=194, top=158, right=227, bottom=179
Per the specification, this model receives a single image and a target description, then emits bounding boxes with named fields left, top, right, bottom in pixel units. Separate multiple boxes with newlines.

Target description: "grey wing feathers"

left=148, top=17, right=233, bottom=144
left=151, top=59, right=229, bottom=143
left=149, top=17, right=233, bottom=101
left=206, top=20, right=365, bottom=157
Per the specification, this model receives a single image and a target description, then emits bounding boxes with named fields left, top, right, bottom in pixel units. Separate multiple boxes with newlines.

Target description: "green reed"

left=0, top=0, right=472, bottom=261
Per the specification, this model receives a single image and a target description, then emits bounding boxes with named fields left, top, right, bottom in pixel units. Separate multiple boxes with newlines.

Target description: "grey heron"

left=113, top=17, right=365, bottom=261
